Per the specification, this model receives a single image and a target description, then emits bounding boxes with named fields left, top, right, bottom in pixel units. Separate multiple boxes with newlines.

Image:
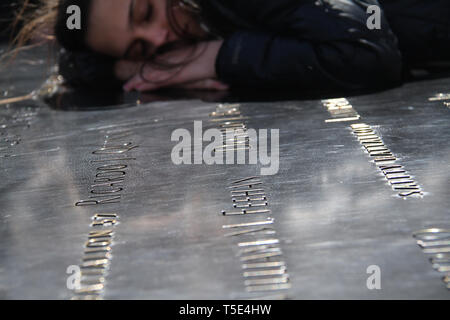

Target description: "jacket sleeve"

left=213, top=0, right=402, bottom=90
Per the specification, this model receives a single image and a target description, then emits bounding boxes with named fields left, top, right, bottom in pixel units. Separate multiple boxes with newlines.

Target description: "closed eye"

left=123, top=0, right=154, bottom=59
left=135, top=0, right=153, bottom=24
left=144, top=3, right=153, bottom=22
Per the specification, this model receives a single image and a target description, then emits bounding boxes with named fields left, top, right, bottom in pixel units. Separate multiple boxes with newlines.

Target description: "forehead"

left=86, top=0, right=132, bottom=57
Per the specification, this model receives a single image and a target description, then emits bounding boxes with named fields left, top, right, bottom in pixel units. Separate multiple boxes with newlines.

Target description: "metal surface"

left=0, top=46, right=449, bottom=299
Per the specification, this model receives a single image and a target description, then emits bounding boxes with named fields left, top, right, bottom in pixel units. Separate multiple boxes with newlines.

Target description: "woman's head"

left=55, top=0, right=207, bottom=59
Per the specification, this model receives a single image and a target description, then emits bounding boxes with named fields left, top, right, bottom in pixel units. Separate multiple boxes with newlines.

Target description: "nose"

left=138, top=25, right=169, bottom=50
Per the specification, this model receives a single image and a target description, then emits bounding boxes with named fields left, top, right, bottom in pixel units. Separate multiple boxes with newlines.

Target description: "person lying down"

left=10, top=0, right=450, bottom=93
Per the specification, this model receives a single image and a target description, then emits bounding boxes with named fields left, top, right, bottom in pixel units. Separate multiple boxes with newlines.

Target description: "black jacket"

left=201, top=0, right=401, bottom=90
left=58, top=0, right=448, bottom=91
left=380, top=0, right=450, bottom=65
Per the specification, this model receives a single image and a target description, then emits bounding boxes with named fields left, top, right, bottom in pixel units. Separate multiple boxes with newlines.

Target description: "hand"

left=122, top=40, right=225, bottom=92
left=114, top=60, right=143, bottom=81
left=172, top=78, right=229, bottom=90
left=115, top=59, right=228, bottom=90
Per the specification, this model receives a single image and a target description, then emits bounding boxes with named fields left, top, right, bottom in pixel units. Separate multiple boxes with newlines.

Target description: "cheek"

left=86, top=20, right=128, bottom=58
left=86, top=33, right=124, bottom=58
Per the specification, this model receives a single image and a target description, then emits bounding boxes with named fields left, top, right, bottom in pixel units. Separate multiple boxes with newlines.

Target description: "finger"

left=175, top=79, right=229, bottom=91
left=123, top=70, right=172, bottom=92
left=123, top=64, right=183, bottom=92
left=128, top=43, right=217, bottom=90
left=115, top=60, right=142, bottom=81
left=123, top=41, right=223, bottom=92
left=133, top=78, right=229, bottom=92
left=123, top=74, right=147, bottom=92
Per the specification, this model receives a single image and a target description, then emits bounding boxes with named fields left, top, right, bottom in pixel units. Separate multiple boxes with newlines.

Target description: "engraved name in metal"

left=71, top=213, right=119, bottom=300
left=350, top=123, right=424, bottom=198
left=72, top=129, right=137, bottom=299
left=209, top=104, right=251, bottom=154
left=222, top=176, right=292, bottom=296
left=322, top=98, right=361, bottom=123
left=413, top=228, right=450, bottom=290
left=429, top=93, right=450, bottom=109
left=75, top=130, right=138, bottom=207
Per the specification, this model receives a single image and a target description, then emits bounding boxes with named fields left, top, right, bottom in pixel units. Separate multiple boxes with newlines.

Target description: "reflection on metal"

left=243, top=266, right=287, bottom=277
left=429, top=93, right=450, bottom=101
left=413, top=228, right=450, bottom=290
left=422, top=247, right=450, bottom=254
left=428, top=93, right=450, bottom=109
left=238, top=239, right=280, bottom=247
left=248, top=293, right=289, bottom=300
left=246, top=283, right=292, bottom=292
left=322, top=98, right=361, bottom=123
left=245, top=275, right=289, bottom=286
left=413, top=228, right=450, bottom=240
left=0, top=73, right=63, bottom=106
left=418, top=240, right=450, bottom=248
left=90, top=157, right=136, bottom=163
left=242, top=261, right=286, bottom=269
left=231, top=176, right=260, bottom=184
left=241, top=247, right=282, bottom=255
left=233, top=201, right=268, bottom=209
left=222, top=218, right=274, bottom=229
left=0, top=103, right=39, bottom=157
left=430, top=254, right=450, bottom=264
left=325, top=116, right=361, bottom=123
left=222, top=209, right=270, bottom=216
left=229, top=181, right=262, bottom=189
left=232, top=193, right=266, bottom=199
left=233, top=196, right=267, bottom=203
left=209, top=104, right=253, bottom=154
left=350, top=123, right=424, bottom=198
left=238, top=245, right=279, bottom=255
left=224, top=227, right=275, bottom=237
left=210, top=108, right=240, bottom=117
left=214, top=147, right=251, bottom=153
left=91, top=213, right=119, bottom=227
left=240, top=251, right=283, bottom=262
left=210, top=116, right=249, bottom=122
left=434, top=265, right=450, bottom=273
left=231, top=188, right=265, bottom=194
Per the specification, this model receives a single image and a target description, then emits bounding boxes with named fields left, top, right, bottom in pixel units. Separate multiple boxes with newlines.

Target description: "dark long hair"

left=138, top=0, right=213, bottom=84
